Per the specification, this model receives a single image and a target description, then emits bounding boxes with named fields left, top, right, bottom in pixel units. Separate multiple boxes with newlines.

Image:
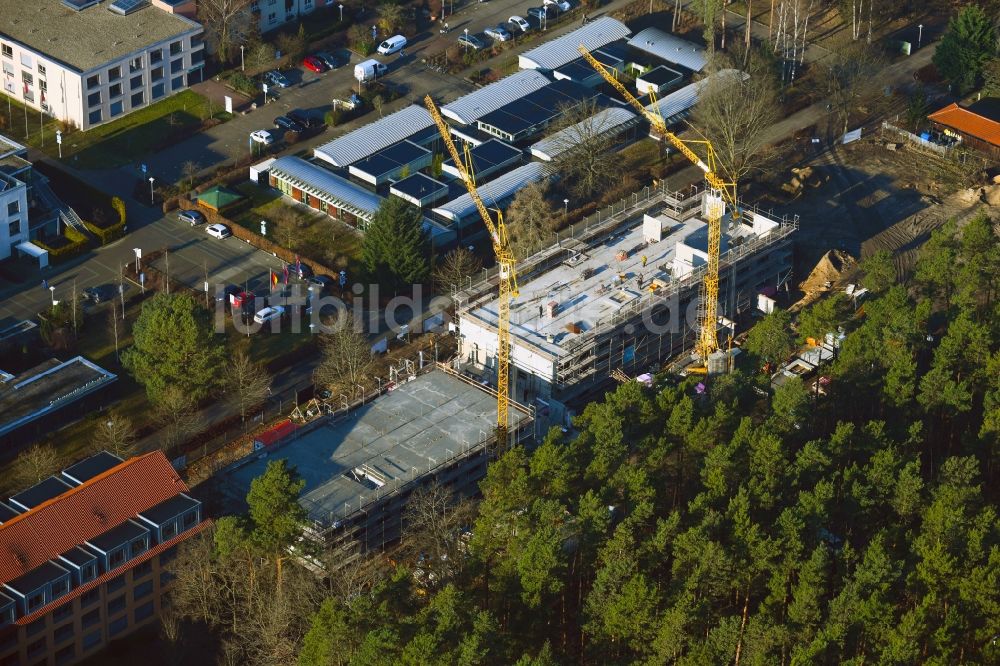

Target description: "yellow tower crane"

left=423, top=95, right=519, bottom=441
left=579, top=46, right=739, bottom=363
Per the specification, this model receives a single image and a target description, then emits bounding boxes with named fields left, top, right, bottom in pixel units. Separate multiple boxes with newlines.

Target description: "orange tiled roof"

left=927, top=102, right=1000, bottom=147
left=0, top=451, right=189, bottom=586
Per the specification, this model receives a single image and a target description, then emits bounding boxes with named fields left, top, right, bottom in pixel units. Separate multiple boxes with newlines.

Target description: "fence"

left=881, top=121, right=954, bottom=155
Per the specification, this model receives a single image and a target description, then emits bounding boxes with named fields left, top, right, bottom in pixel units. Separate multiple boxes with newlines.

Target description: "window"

left=26, top=616, right=46, bottom=637
left=109, top=548, right=126, bottom=568
left=7, top=220, right=19, bottom=239
left=109, top=82, right=122, bottom=98
left=107, top=594, right=126, bottom=616
left=108, top=615, right=127, bottom=637
left=1, top=44, right=11, bottom=59
left=171, top=75, right=185, bottom=91
left=0, top=629, right=16, bottom=653
left=81, top=608, right=100, bottom=629
left=81, top=588, right=100, bottom=608
left=134, top=600, right=154, bottom=623
left=21, top=72, right=32, bottom=86
left=150, top=49, right=162, bottom=64
left=83, top=629, right=102, bottom=651
left=268, top=11, right=277, bottom=22
left=159, top=570, right=175, bottom=587
left=108, top=65, right=122, bottom=81
left=38, top=79, right=46, bottom=93
left=182, top=511, right=197, bottom=528
left=170, top=58, right=184, bottom=74
left=130, top=536, right=147, bottom=557
left=54, top=644, right=74, bottom=665
left=2, top=61, right=12, bottom=76
left=37, top=63, right=46, bottom=76
left=130, top=74, right=143, bottom=91
left=52, top=602, right=73, bottom=623
left=87, top=91, right=101, bottom=107
left=50, top=577, right=69, bottom=599
left=53, top=621, right=74, bottom=644
left=161, top=521, right=177, bottom=540
left=26, top=638, right=45, bottom=660
left=133, top=580, right=153, bottom=602
left=0, top=604, right=13, bottom=628
left=151, top=66, right=164, bottom=81
left=81, top=563, right=97, bottom=583
left=106, top=574, right=125, bottom=594
left=169, top=40, right=183, bottom=56
left=130, top=56, right=143, bottom=72
left=133, top=560, right=152, bottom=580
left=7, top=200, right=18, bottom=215
left=87, top=74, right=100, bottom=88
left=19, top=53, right=32, bottom=68
left=26, top=592, right=44, bottom=612
left=151, top=82, right=165, bottom=100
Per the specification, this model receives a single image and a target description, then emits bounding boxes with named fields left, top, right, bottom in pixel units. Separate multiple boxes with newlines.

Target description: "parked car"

left=253, top=305, right=286, bottom=325
left=287, top=110, right=321, bottom=129
left=354, top=59, right=389, bottom=82
left=314, top=51, right=341, bottom=69
left=206, top=223, right=232, bottom=239
left=485, top=25, right=513, bottom=42
left=508, top=15, right=531, bottom=33
left=527, top=5, right=556, bottom=21
left=82, top=284, right=115, bottom=304
left=308, top=275, right=335, bottom=291
left=302, top=55, right=327, bottom=73
left=263, top=70, right=290, bottom=88
left=458, top=33, right=488, bottom=50
left=250, top=129, right=276, bottom=145
left=177, top=209, right=205, bottom=226
left=544, top=0, right=571, bottom=11
left=274, top=115, right=306, bottom=133
left=377, top=34, right=407, bottom=55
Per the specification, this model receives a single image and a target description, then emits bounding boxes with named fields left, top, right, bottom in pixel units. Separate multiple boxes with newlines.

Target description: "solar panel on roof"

left=62, top=0, right=101, bottom=10
left=109, top=0, right=149, bottom=15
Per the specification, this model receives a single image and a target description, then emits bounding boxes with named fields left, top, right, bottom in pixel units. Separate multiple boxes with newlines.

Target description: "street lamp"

left=464, top=28, right=469, bottom=53
left=563, top=198, right=569, bottom=215
left=49, top=285, right=55, bottom=306
left=917, top=24, right=924, bottom=49
left=338, top=3, right=343, bottom=21
left=148, top=176, right=155, bottom=205
left=240, top=45, right=245, bottom=72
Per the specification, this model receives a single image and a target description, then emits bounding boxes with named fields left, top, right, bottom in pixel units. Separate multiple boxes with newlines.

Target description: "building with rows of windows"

left=0, top=0, right=204, bottom=131
left=0, top=451, right=207, bottom=665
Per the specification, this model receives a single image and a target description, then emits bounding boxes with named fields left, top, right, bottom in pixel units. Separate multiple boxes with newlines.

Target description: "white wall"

left=459, top=316, right=557, bottom=383
left=0, top=181, right=28, bottom=261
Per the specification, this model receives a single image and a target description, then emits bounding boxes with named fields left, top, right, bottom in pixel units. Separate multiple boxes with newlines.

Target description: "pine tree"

left=361, top=197, right=431, bottom=294
left=933, top=5, right=996, bottom=94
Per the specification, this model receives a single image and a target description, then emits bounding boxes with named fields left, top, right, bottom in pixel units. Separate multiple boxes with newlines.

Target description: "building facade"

left=0, top=0, right=204, bottom=131
left=0, top=167, right=27, bottom=263
left=0, top=451, right=207, bottom=666
left=251, top=0, right=335, bottom=33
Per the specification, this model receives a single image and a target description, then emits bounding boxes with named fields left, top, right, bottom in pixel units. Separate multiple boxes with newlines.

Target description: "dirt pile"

left=798, top=249, right=856, bottom=297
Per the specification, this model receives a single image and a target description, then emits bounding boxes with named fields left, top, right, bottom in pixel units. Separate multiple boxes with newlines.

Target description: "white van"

left=377, top=34, right=407, bottom=55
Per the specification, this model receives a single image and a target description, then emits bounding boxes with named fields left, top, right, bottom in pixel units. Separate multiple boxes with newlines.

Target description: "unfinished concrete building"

left=220, top=367, right=533, bottom=559
left=456, top=185, right=797, bottom=425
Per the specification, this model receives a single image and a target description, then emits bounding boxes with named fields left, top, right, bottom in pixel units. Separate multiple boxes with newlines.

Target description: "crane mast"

left=578, top=46, right=739, bottom=361
left=423, top=95, right=519, bottom=440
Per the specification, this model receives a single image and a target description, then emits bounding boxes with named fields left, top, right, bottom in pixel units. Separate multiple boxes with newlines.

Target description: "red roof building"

left=928, top=100, right=1000, bottom=156
left=0, top=451, right=206, bottom=665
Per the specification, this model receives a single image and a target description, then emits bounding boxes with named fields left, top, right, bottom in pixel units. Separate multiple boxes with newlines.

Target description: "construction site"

left=455, top=184, right=797, bottom=426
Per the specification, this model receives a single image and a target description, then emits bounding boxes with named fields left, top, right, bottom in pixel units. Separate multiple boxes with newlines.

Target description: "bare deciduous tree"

left=14, top=443, right=59, bottom=488
left=551, top=99, right=621, bottom=201
left=689, top=58, right=780, bottom=187
left=314, top=322, right=374, bottom=390
left=246, top=41, right=274, bottom=71
left=180, top=161, right=200, bottom=190
left=371, top=95, right=384, bottom=119
left=197, top=0, right=253, bottom=64
left=322, top=542, right=387, bottom=601
left=401, top=483, right=477, bottom=589
left=155, top=385, right=202, bottom=450
left=434, top=247, right=483, bottom=292
left=91, top=412, right=137, bottom=459
left=827, top=43, right=884, bottom=134
left=224, top=351, right=271, bottom=427
left=505, top=180, right=556, bottom=257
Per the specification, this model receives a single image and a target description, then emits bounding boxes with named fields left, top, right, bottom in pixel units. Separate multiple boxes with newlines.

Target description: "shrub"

left=111, top=196, right=126, bottom=225
left=35, top=232, right=88, bottom=262
left=162, top=196, right=179, bottom=214
left=228, top=72, right=258, bottom=97
left=285, top=130, right=301, bottom=145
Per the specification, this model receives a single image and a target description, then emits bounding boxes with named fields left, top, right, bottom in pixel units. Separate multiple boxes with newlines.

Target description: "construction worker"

left=641, top=255, right=647, bottom=267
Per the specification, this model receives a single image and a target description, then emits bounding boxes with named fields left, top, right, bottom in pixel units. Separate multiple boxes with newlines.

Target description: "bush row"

left=35, top=232, right=88, bottom=263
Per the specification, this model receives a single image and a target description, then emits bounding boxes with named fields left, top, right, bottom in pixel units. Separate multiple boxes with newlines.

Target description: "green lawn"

left=1, top=89, right=217, bottom=170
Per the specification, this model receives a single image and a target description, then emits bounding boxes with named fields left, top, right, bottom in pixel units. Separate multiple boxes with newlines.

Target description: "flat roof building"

left=441, top=69, right=552, bottom=125
left=519, top=17, right=631, bottom=71
left=432, top=162, right=549, bottom=229
left=390, top=173, right=450, bottom=208
left=220, top=367, right=534, bottom=554
left=0, top=451, right=207, bottom=666
left=441, top=139, right=523, bottom=181
left=635, top=65, right=685, bottom=96
left=627, top=28, right=707, bottom=72
left=456, top=186, right=796, bottom=425
left=645, top=69, right=747, bottom=129
left=476, top=79, right=603, bottom=143
left=348, top=140, right=433, bottom=187
left=529, top=106, right=641, bottom=162
left=553, top=42, right=629, bottom=88
left=313, top=105, right=437, bottom=168
left=0, top=356, right=117, bottom=447
left=0, top=0, right=204, bottom=130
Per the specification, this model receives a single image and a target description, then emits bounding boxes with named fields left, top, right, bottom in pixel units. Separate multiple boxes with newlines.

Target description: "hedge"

left=35, top=231, right=88, bottom=262
left=83, top=196, right=127, bottom=246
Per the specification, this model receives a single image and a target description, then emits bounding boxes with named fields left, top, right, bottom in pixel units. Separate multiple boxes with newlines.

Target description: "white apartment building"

left=0, top=136, right=28, bottom=262
left=252, top=0, right=334, bottom=33
left=0, top=0, right=204, bottom=131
